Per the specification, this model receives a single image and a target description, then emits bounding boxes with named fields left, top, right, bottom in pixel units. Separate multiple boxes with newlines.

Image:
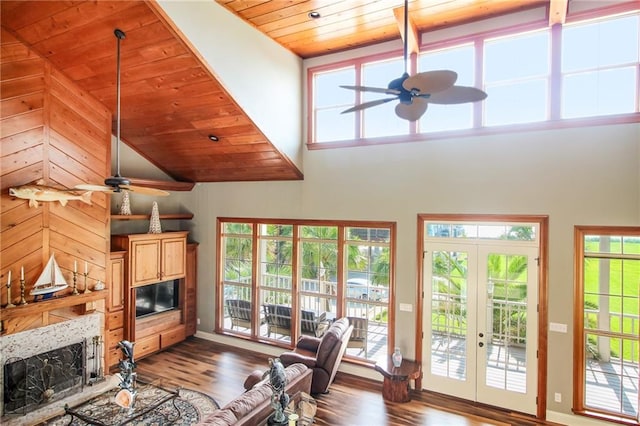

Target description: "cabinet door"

left=109, top=252, right=125, bottom=311
left=131, top=239, right=161, bottom=286
left=161, top=237, right=186, bottom=280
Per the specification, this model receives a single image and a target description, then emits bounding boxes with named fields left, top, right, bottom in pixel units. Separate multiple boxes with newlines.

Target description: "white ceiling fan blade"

left=74, top=184, right=114, bottom=193
left=120, top=184, right=170, bottom=197
left=395, top=98, right=428, bottom=121
left=342, top=97, right=398, bottom=114
left=403, top=70, right=457, bottom=94
left=427, top=85, right=488, bottom=104
left=340, top=85, right=401, bottom=95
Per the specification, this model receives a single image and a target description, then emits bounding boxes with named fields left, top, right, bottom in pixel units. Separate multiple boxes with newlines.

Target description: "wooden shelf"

left=1, top=290, right=107, bottom=323
left=111, top=213, right=193, bottom=221
left=127, top=178, right=194, bottom=192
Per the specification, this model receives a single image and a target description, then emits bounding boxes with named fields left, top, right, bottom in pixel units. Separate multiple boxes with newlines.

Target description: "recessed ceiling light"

left=208, top=135, right=219, bottom=142
left=308, top=11, right=320, bottom=19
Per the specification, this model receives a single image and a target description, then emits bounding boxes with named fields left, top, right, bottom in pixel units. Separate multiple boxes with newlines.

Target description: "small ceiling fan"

left=340, top=0, right=487, bottom=121
left=76, top=29, right=169, bottom=197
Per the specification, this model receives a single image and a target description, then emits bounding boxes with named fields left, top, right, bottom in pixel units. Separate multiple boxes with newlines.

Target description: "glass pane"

left=223, top=222, right=252, bottom=234
left=419, top=44, right=475, bottom=85
left=485, top=253, right=528, bottom=394
left=623, top=236, right=640, bottom=255
left=431, top=250, right=468, bottom=380
left=222, top=286, right=253, bottom=335
left=562, top=67, right=637, bottom=118
left=585, top=334, right=639, bottom=417
left=484, top=31, right=549, bottom=82
left=562, top=14, right=639, bottom=72
left=261, top=296, right=292, bottom=342
left=585, top=235, right=623, bottom=254
left=314, top=67, right=356, bottom=107
left=484, top=79, right=548, bottom=126
left=316, top=107, right=355, bottom=142
left=363, top=100, right=409, bottom=138
left=346, top=227, right=390, bottom=243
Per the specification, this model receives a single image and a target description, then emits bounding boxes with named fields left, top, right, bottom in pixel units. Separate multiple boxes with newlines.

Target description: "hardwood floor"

left=134, top=337, right=563, bottom=425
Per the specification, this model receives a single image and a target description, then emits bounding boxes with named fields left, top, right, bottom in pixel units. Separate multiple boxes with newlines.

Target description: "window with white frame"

left=561, top=13, right=639, bottom=119
left=307, top=8, right=639, bottom=146
left=218, top=219, right=395, bottom=364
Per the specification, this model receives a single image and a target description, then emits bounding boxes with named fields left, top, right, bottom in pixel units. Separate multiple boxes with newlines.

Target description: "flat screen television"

left=135, top=280, right=179, bottom=318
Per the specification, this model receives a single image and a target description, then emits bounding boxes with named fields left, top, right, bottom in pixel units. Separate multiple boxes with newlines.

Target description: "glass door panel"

left=424, top=243, right=477, bottom=400
left=477, top=246, right=538, bottom=414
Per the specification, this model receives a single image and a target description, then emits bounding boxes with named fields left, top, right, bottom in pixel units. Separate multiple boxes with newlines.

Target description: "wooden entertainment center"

left=107, top=231, right=197, bottom=367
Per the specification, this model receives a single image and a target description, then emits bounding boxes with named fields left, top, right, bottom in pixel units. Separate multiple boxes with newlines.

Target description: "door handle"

left=479, top=332, right=484, bottom=338
left=478, top=342, right=484, bottom=347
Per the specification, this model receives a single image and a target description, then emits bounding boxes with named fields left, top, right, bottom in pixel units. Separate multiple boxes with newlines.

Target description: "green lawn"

left=584, top=239, right=640, bottom=362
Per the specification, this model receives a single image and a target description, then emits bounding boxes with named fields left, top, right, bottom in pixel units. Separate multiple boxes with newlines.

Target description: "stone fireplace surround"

left=0, top=313, right=116, bottom=426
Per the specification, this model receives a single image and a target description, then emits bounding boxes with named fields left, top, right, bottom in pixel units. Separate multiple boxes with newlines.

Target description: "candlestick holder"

left=83, top=272, right=91, bottom=294
left=6, top=280, right=16, bottom=308
left=18, top=278, right=27, bottom=305
left=72, top=271, right=79, bottom=295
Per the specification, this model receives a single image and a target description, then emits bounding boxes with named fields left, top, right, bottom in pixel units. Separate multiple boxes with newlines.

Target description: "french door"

left=422, top=240, right=539, bottom=414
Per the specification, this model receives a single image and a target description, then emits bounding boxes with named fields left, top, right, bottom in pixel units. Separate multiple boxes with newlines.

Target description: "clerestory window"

left=308, top=8, right=639, bottom=148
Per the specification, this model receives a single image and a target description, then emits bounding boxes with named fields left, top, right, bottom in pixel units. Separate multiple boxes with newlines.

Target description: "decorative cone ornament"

left=119, top=190, right=132, bottom=215
left=148, top=201, right=162, bottom=234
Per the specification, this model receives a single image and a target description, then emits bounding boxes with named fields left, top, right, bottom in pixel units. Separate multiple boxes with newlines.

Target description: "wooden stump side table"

left=374, top=357, right=421, bottom=403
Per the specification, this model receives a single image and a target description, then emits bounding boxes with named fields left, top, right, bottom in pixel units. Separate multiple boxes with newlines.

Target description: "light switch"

left=549, top=322, right=567, bottom=333
left=399, top=303, right=413, bottom=312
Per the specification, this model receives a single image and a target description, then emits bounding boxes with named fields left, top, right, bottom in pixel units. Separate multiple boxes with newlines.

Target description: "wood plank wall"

left=1, top=27, right=111, bottom=333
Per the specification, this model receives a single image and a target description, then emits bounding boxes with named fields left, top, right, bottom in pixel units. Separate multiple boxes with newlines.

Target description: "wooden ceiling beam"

left=393, top=5, right=420, bottom=56
left=549, top=0, right=568, bottom=25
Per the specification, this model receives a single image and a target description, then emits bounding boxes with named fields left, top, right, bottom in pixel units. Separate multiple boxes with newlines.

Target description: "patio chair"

left=263, top=304, right=292, bottom=337
left=347, top=316, right=368, bottom=356
left=301, top=310, right=328, bottom=337
left=226, top=299, right=253, bottom=330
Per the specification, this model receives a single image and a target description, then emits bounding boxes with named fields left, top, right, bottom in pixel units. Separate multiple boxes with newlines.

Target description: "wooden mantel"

left=0, top=290, right=107, bottom=335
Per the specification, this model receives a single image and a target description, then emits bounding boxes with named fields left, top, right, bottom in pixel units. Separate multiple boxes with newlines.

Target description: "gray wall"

left=184, top=122, right=639, bottom=424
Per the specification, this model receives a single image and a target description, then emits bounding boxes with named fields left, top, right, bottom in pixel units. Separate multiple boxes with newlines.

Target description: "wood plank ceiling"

left=1, top=1, right=563, bottom=184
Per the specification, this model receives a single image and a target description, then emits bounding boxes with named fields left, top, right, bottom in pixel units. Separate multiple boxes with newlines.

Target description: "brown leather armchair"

left=279, top=317, right=353, bottom=394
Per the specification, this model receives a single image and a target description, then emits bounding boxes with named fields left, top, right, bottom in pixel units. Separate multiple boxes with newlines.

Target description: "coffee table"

left=63, top=379, right=180, bottom=425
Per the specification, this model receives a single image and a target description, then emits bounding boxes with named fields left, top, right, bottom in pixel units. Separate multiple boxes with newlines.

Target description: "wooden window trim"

left=573, top=225, right=640, bottom=425
left=216, top=217, right=396, bottom=363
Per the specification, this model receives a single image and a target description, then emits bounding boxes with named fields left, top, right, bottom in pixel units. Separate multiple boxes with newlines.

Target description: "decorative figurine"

left=119, top=190, right=132, bottom=215
left=264, top=358, right=289, bottom=426
left=115, top=340, right=137, bottom=410
left=148, top=201, right=162, bottom=234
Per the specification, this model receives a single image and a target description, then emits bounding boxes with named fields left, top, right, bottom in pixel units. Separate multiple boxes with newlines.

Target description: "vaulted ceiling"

left=1, top=0, right=564, bottom=184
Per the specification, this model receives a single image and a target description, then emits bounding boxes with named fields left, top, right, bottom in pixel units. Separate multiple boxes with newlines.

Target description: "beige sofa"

left=198, top=363, right=312, bottom=425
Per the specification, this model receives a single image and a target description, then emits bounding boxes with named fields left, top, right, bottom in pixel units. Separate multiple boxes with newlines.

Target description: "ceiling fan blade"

left=403, top=70, right=457, bottom=94
left=74, top=184, right=114, bottom=193
left=426, top=85, right=488, bottom=104
left=341, top=97, right=398, bottom=114
left=120, top=184, right=170, bottom=197
left=340, top=85, right=401, bottom=95
left=395, top=98, right=428, bottom=121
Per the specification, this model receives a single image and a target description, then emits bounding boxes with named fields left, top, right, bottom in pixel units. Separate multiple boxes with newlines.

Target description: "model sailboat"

left=30, top=254, right=69, bottom=298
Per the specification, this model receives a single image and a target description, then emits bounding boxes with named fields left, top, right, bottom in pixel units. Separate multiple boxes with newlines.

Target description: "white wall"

left=183, top=122, right=640, bottom=419
left=156, top=0, right=303, bottom=170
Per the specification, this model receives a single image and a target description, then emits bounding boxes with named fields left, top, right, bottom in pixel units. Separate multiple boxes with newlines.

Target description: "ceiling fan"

left=76, top=29, right=169, bottom=197
left=340, top=0, right=487, bottom=121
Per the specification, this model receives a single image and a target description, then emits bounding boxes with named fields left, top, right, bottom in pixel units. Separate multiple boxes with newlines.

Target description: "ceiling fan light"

left=208, top=134, right=219, bottom=142
left=308, top=11, right=321, bottom=19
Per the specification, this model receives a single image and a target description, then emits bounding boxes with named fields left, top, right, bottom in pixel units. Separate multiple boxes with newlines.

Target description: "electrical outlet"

left=197, top=318, right=201, bottom=325
left=554, top=392, right=562, bottom=403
